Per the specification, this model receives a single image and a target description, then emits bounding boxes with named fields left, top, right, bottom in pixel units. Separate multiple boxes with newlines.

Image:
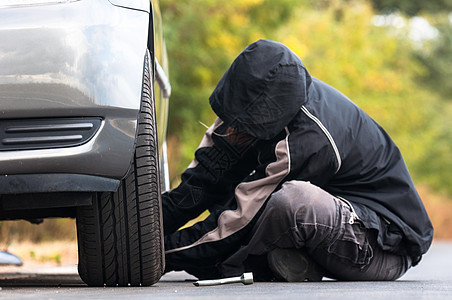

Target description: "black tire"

left=76, top=51, right=164, bottom=287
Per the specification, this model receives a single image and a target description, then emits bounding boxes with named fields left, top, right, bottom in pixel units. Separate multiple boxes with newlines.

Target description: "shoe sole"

left=267, top=248, right=323, bottom=282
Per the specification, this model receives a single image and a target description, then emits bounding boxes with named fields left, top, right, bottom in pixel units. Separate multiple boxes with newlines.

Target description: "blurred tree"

left=160, top=0, right=452, bottom=196
left=276, top=1, right=452, bottom=194
left=370, top=0, right=452, bottom=15
left=368, top=0, right=452, bottom=103
left=367, top=0, right=452, bottom=194
left=160, top=0, right=302, bottom=180
left=415, top=17, right=452, bottom=100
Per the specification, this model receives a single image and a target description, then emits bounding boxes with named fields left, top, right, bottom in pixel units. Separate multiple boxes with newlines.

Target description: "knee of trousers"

left=266, top=180, right=337, bottom=225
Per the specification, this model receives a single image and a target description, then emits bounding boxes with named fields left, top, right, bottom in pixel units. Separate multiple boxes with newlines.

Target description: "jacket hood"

left=209, top=39, right=311, bottom=140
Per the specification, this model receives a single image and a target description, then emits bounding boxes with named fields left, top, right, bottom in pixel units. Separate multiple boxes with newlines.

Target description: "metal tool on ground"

left=193, top=272, right=254, bottom=286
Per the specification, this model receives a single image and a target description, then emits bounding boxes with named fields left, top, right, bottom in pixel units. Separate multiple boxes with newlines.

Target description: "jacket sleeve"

left=164, top=132, right=294, bottom=276
left=162, top=119, right=259, bottom=234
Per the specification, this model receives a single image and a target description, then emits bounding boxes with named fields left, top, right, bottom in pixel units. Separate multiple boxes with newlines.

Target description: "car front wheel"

left=76, top=51, right=164, bottom=287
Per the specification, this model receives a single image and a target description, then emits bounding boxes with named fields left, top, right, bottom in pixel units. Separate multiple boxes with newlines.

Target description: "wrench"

left=193, top=272, right=254, bottom=286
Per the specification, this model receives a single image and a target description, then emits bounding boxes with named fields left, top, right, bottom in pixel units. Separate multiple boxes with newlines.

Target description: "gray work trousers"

left=222, top=180, right=412, bottom=281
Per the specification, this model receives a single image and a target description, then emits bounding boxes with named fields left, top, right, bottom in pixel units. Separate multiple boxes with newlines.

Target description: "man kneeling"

left=162, top=39, right=433, bottom=281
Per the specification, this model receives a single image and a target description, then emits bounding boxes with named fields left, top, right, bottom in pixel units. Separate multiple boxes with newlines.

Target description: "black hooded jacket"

left=163, top=39, right=433, bottom=273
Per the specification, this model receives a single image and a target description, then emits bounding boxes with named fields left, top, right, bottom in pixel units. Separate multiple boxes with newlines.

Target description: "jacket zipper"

left=337, top=196, right=359, bottom=224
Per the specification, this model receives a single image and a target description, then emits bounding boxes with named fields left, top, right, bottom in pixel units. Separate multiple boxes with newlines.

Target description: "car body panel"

left=108, top=0, right=150, bottom=13
left=151, top=0, right=171, bottom=191
left=0, top=0, right=153, bottom=184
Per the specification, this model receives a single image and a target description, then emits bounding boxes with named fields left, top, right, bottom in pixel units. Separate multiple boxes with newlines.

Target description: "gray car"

left=0, top=0, right=171, bottom=286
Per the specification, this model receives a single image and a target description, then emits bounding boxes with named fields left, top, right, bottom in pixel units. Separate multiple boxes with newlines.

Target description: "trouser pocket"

left=328, top=222, right=373, bottom=267
left=327, top=200, right=373, bottom=267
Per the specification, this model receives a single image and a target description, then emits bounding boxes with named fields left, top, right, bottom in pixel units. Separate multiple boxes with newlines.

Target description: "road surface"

left=0, top=241, right=450, bottom=299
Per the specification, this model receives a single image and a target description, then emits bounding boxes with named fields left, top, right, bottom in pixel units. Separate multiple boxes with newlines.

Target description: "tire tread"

left=76, top=51, right=164, bottom=287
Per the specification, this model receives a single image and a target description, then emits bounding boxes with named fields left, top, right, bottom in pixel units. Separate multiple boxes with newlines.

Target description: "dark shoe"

left=267, top=248, right=324, bottom=282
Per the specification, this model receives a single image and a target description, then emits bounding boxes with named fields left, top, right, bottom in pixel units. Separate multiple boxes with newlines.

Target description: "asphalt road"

left=0, top=241, right=451, bottom=299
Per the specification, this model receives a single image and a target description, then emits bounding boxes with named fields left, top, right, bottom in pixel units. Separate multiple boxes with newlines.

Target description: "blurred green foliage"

left=160, top=0, right=452, bottom=197
left=370, top=0, right=452, bottom=15
left=416, top=16, right=452, bottom=100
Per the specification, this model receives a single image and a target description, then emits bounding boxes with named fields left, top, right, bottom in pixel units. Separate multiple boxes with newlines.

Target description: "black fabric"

left=164, top=206, right=260, bottom=278
left=163, top=39, right=433, bottom=273
left=162, top=126, right=259, bottom=234
left=288, top=78, right=433, bottom=257
left=209, top=39, right=311, bottom=140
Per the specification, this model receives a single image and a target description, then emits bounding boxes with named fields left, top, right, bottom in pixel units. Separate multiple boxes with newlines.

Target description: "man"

left=162, top=39, right=433, bottom=281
